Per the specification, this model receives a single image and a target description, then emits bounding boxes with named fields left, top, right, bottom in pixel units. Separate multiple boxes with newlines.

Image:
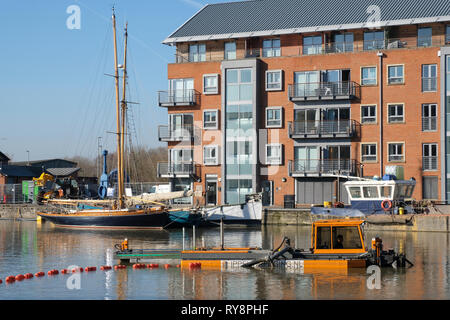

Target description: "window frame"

left=387, top=103, right=405, bottom=124
left=361, top=143, right=378, bottom=163
left=361, top=105, right=377, bottom=124
left=189, top=43, right=206, bottom=62
left=418, top=27, right=433, bottom=47
left=422, top=64, right=437, bottom=92
left=387, top=64, right=405, bottom=85
left=423, top=143, right=438, bottom=171
left=388, top=142, right=405, bottom=162
left=203, top=109, right=218, bottom=130
left=265, top=144, right=283, bottom=165
left=203, top=145, right=219, bottom=166
left=224, top=41, right=237, bottom=60
left=265, top=70, right=283, bottom=91
left=303, top=35, right=323, bottom=55
left=265, top=107, right=283, bottom=128
left=262, top=38, right=281, bottom=57
left=203, top=74, right=219, bottom=95
left=422, top=103, right=437, bottom=132
left=361, top=66, right=377, bottom=86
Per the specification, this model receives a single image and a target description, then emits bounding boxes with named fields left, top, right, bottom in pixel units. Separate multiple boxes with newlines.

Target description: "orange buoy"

left=34, top=272, right=44, bottom=277
left=5, top=276, right=15, bottom=283
left=176, top=264, right=181, bottom=268
left=164, top=264, right=170, bottom=269
left=24, top=273, right=34, bottom=279
left=61, top=269, right=68, bottom=274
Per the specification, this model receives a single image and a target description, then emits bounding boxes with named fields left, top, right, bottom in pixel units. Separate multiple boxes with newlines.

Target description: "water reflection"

left=0, top=220, right=449, bottom=299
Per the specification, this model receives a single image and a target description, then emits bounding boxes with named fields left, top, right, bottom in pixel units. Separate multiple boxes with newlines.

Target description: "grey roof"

left=11, top=159, right=77, bottom=168
left=0, top=152, right=10, bottom=162
left=164, top=0, right=450, bottom=43
left=45, top=167, right=81, bottom=177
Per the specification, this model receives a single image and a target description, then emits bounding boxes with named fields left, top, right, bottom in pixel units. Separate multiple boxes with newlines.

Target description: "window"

left=168, top=78, right=194, bottom=103
left=266, top=107, right=282, bottom=128
left=361, top=67, right=377, bottom=85
left=388, top=104, right=404, bottom=123
left=361, top=105, right=376, bottom=123
left=422, top=64, right=437, bottom=92
left=203, top=74, right=219, bottom=94
left=422, top=104, right=437, bottom=131
left=418, top=27, right=432, bottom=47
left=303, top=36, right=322, bottom=55
left=446, top=25, right=450, bottom=44
left=189, top=44, right=206, bottom=62
left=361, top=143, right=377, bottom=162
left=265, top=70, right=282, bottom=91
left=224, top=42, right=236, bottom=60
left=388, top=143, right=404, bottom=162
left=262, top=39, right=281, bottom=57
left=388, top=65, right=404, bottom=84
left=316, top=227, right=331, bottom=249
left=332, top=226, right=363, bottom=249
left=363, top=31, right=385, bottom=50
left=204, top=145, right=218, bottom=166
left=363, top=186, right=379, bottom=198
left=266, top=144, right=282, bottom=165
left=332, top=33, right=354, bottom=53
left=348, top=187, right=362, bottom=199
left=423, top=143, right=438, bottom=171
left=203, top=110, right=218, bottom=129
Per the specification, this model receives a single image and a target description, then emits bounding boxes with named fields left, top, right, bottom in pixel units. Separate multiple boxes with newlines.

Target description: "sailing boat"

left=37, top=10, right=202, bottom=229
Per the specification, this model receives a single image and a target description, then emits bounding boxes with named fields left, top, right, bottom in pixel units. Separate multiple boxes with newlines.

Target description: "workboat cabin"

left=311, top=177, right=416, bottom=216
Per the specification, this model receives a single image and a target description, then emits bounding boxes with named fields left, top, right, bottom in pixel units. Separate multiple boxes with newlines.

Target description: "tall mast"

left=112, top=8, right=124, bottom=208
left=120, top=23, right=128, bottom=203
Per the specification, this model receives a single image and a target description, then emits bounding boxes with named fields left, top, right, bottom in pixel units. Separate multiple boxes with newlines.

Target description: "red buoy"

left=24, top=273, right=34, bottom=279
left=61, top=269, right=68, bottom=274
left=15, top=274, right=25, bottom=281
left=5, top=276, right=15, bottom=283
left=164, top=264, right=170, bottom=269
left=35, top=272, right=44, bottom=277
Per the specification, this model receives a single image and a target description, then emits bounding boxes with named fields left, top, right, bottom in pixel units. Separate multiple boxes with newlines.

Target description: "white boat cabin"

left=344, top=179, right=416, bottom=202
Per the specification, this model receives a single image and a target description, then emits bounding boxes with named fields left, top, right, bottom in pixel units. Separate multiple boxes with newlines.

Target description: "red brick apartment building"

left=156, top=0, right=450, bottom=207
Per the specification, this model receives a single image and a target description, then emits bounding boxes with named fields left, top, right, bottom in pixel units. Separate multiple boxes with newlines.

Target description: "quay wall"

left=0, top=204, right=39, bottom=220
left=262, top=208, right=450, bottom=232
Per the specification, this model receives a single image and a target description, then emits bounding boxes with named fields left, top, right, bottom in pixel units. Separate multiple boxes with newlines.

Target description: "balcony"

left=288, top=159, right=358, bottom=177
left=157, top=162, right=196, bottom=178
left=288, top=81, right=360, bottom=102
left=158, top=125, right=194, bottom=142
left=288, top=120, right=358, bottom=139
left=158, top=89, right=200, bottom=107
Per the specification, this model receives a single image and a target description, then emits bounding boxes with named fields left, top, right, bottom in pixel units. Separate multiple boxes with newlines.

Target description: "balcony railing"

left=289, top=159, right=357, bottom=176
left=422, top=117, right=437, bottom=132
left=288, top=120, right=357, bottom=138
left=158, top=89, right=200, bottom=107
left=158, top=125, right=194, bottom=142
left=171, top=37, right=450, bottom=64
left=288, top=81, right=361, bottom=101
left=423, top=156, right=438, bottom=171
left=157, top=162, right=195, bottom=178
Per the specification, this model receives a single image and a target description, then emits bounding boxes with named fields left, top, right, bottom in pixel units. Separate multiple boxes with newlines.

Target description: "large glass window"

left=333, top=33, right=354, bottom=53
left=303, top=36, right=322, bottom=55
left=364, top=31, right=385, bottom=50
left=316, top=227, right=331, bottom=249
left=225, top=68, right=254, bottom=204
left=224, top=42, right=236, bottom=60
left=189, top=44, right=206, bottom=62
left=418, top=27, right=432, bottom=47
left=446, top=25, right=450, bottom=44
left=262, top=39, right=281, bottom=57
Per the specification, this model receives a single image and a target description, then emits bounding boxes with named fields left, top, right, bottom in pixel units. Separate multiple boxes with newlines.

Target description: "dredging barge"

left=114, top=219, right=413, bottom=272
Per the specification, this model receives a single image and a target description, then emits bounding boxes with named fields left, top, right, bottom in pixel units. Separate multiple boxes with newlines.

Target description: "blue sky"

left=0, top=0, right=231, bottom=162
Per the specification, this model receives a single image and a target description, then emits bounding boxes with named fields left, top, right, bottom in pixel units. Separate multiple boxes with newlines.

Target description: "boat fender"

left=381, top=199, right=392, bottom=211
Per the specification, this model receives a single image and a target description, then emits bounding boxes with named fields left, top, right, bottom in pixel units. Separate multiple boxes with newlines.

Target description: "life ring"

left=381, top=199, right=392, bottom=211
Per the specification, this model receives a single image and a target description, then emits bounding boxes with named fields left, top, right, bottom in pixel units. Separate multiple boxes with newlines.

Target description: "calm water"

left=0, top=219, right=450, bottom=300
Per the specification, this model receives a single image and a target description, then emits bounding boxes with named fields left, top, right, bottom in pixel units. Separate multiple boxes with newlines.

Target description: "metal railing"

left=423, top=156, right=438, bottom=171
left=288, top=120, right=356, bottom=137
left=158, top=125, right=194, bottom=142
left=289, top=159, right=357, bottom=176
left=171, top=37, right=450, bottom=64
left=158, top=89, right=200, bottom=107
left=422, top=117, right=437, bottom=131
left=288, top=81, right=361, bottom=100
left=157, top=162, right=195, bottom=177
